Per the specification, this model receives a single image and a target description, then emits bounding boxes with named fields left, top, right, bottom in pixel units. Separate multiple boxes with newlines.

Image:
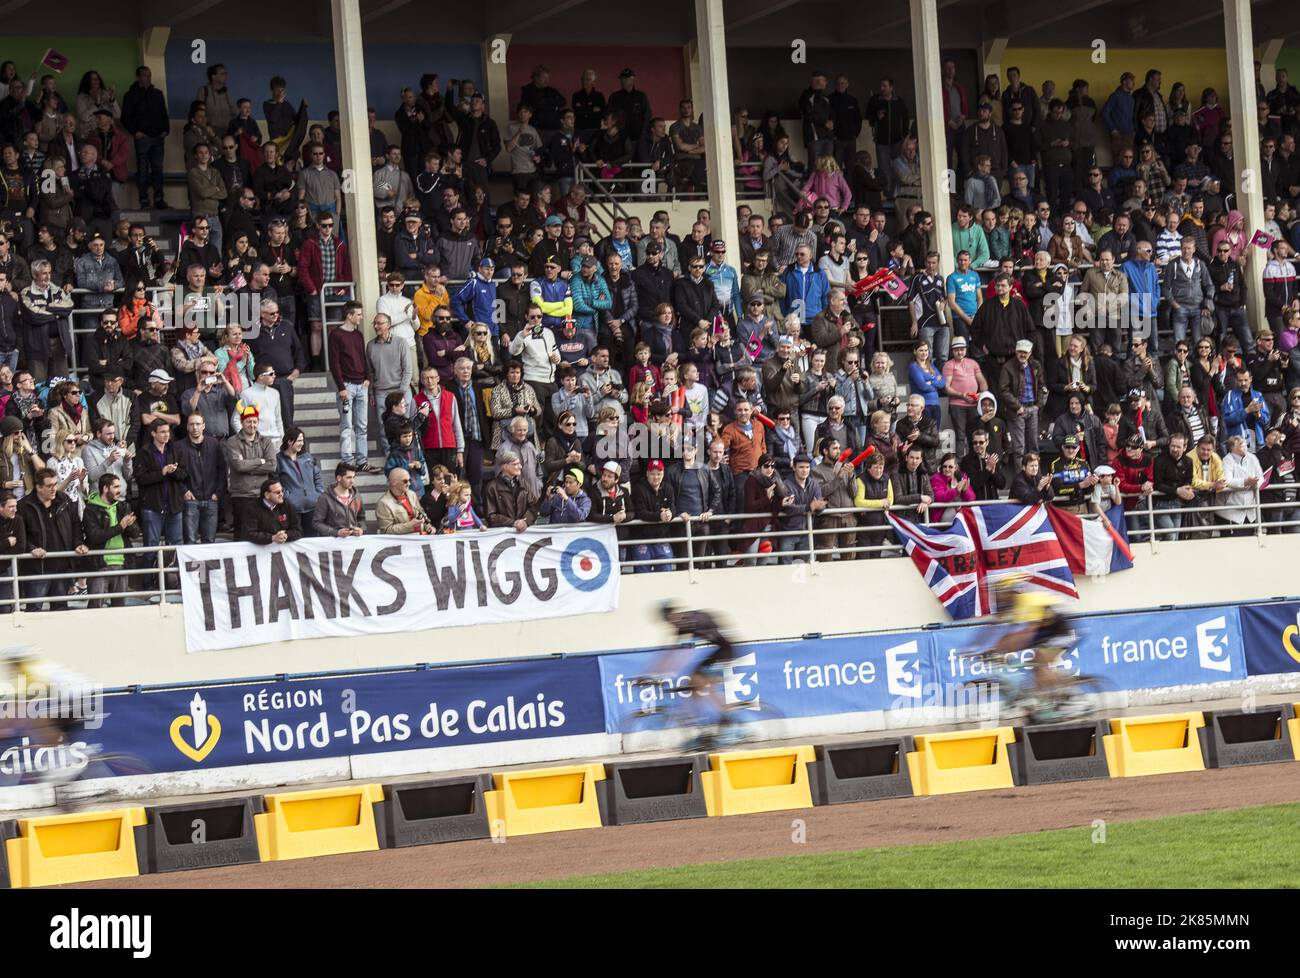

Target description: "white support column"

left=980, top=36, right=1008, bottom=92
left=1225, top=0, right=1267, bottom=331
left=1258, top=38, right=1285, bottom=92
left=483, top=33, right=512, bottom=172
left=695, top=0, right=739, bottom=261
left=331, top=0, right=380, bottom=328
left=910, top=0, right=953, bottom=268
left=139, top=27, right=170, bottom=93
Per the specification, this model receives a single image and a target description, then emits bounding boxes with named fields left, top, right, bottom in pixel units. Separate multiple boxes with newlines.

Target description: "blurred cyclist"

left=638, top=602, right=742, bottom=747
left=986, top=574, right=1074, bottom=693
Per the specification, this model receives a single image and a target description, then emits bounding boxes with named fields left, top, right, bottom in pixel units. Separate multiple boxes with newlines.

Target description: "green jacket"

left=82, top=491, right=132, bottom=568
left=951, top=222, right=990, bottom=268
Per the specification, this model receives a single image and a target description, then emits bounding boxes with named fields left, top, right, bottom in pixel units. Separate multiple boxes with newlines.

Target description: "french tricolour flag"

left=1046, top=505, right=1134, bottom=578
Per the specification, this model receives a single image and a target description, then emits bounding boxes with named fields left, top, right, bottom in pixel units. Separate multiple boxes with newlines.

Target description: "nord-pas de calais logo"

left=1280, top=609, right=1300, bottom=665
left=721, top=653, right=760, bottom=709
left=559, top=537, right=613, bottom=592
left=169, top=692, right=221, bottom=762
left=1196, top=617, right=1232, bottom=673
left=885, top=640, right=924, bottom=698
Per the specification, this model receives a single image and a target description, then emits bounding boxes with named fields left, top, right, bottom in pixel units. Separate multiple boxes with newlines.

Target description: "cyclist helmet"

left=659, top=600, right=680, bottom=621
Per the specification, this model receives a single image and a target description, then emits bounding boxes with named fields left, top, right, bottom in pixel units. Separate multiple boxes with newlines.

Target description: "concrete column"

left=980, top=37, right=1008, bottom=92
left=139, top=27, right=171, bottom=92
left=1224, top=0, right=1267, bottom=330
left=694, top=0, right=739, bottom=262
left=330, top=0, right=380, bottom=328
left=1258, top=38, right=1285, bottom=92
left=910, top=0, right=953, bottom=269
left=482, top=33, right=512, bottom=171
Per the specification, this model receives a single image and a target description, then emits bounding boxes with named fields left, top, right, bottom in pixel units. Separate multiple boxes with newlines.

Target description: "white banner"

left=177, top=525, right=621, bottom=652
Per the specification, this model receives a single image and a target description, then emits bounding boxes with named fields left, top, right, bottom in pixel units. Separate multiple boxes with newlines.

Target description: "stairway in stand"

left=292, top=372, right=389, bottom=528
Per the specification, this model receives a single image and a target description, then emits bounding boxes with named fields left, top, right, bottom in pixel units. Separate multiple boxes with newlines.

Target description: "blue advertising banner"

left=0, top=658, right=605, bottom=784
left=598, top=632, right=941, bottom=733
left=1239, top=602, right=1300, bottom=676
left=932, top=607, right=1247, bottom=693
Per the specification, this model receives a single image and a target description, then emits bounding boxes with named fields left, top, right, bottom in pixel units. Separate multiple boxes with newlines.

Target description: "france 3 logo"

left=721, top=654, right=761, bottom=710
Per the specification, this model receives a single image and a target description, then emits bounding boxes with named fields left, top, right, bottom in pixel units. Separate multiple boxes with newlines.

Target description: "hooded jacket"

left=82, top=491, right=139, bottom=568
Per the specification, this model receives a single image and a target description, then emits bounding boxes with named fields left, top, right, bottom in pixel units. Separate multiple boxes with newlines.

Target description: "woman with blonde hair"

left=799, top=154, right=852, bottom=214
left=214, top=322, right=256, bottom=394
left=51, top=432, right=89, bottom=515
left=867, top=350, right=904, bottom=416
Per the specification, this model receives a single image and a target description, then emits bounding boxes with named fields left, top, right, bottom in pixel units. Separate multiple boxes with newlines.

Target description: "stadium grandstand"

left=0, top=0, right=1297, bottom=911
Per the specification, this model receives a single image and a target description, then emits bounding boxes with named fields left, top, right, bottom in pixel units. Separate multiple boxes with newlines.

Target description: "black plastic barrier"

left=808, top=737, right=915, bottom=805
left=1198, top=705, right=1297, bottom=768
left=1008, top=721, right=1111, bottom=785
left=135, top=797, right=265, bottom=874
left=596, top=756, right=708, bottom=825
left=376, top=775, right=493, bottom=847
left=0, top=819, right=14, bottom=888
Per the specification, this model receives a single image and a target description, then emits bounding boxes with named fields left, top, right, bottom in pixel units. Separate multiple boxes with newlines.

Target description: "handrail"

left=0, top=488, right=1291, bottom=613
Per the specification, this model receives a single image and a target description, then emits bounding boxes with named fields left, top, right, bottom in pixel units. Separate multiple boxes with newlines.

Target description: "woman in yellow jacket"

left=853, top=451, right=895, bottom=558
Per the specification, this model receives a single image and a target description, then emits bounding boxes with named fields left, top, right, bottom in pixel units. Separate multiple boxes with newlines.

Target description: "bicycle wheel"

left=1050, top=675, right=1112, bottom=722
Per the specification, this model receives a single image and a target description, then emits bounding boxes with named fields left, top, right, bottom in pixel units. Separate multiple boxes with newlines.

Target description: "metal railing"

left=1, top=486, right=1292, bottom=611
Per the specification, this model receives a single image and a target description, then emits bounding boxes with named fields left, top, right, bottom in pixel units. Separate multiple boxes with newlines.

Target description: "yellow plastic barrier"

left=483, top=764, right=605, bottom=837
left=254, top=784, right=383, bottom=862
left=5, top=807, right=146, bottom=888
left=906, top=727, right=1016, bottom=796
left=700, top=746, right=816, bottom=816
left=1289, top=705, right=1300, bottom=761
left=1103, top=712, right=1207, bottom=778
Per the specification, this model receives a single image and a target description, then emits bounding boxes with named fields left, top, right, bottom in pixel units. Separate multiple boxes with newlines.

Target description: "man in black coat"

left=133, top=417, right=189, bottom=550
left=17, top=468, right=87, bottom=611
left=239, top=476, right=303, bottom=545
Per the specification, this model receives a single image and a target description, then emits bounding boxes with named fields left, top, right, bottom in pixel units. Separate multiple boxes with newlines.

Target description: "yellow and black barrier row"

left=1, top=704, right=1295, bottom=888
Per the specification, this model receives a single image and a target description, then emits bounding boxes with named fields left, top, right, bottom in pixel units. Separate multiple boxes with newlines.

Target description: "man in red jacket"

left=298, top=215, right=352, bottom=369
left=413, top=366, right=464, bottom=472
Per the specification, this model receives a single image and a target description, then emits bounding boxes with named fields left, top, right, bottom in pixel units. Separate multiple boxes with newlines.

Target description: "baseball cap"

left=479, top=256, right=496, bottom=267
left=619, top=68, right=635, bottom=79
left=565, top=467, right=585, bottom=486
left=580, top=256, right=598, bottom=269
left=644, top=241, right=662, bottom=255
left=1062, top=435, right=1079, bottom=448
left=544, top=256, right=561, bottom=267
left=747, top=294, right=767, bottom=305
left=646, top=459, right=664, bottom=472
left=148, top=368, right=174, bottom=384
left=710, top=240, right=726, bottom=251
left=403, top=212, right=421, bottom=222
left=1127, top=387, right=1144, bottom=399
left=88, top=231, right=104, bottom=242
left=602, top=460, right=621, bottom=475
left=1126, top=433, right=1145, bottom=448
left=1015, top=339, right=1033, bottom=353
left=545, top=215, right=563, bottom=227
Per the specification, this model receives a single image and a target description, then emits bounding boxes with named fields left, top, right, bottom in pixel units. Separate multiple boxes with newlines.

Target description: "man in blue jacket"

left=1219, top=366, right=1270, bottom=451
left=779, top=245, right=828, bottom=325
left=453, top=257, right=498, bottom=329
left=1121, top=241, right=1161, bottom=352
left=1101, top=72, right=1137, bottom=164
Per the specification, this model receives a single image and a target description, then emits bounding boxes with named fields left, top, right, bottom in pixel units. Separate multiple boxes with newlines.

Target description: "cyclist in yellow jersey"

left=987, top=576, right=1074, bottom=691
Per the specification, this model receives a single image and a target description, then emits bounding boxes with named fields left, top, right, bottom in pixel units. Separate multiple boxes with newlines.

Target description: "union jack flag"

left=887, top=504, right=1078, bottom=620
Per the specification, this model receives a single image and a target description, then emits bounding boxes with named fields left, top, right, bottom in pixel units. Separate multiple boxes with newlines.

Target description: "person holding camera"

left=376, top=467, right=434, bottom=535
left=540, top=467, right=592, bottom=524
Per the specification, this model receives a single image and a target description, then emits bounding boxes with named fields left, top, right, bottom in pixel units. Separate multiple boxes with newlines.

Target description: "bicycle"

left=958, top=647, right=1111, bottom=725
left=620, top=670, right=785, bottom=753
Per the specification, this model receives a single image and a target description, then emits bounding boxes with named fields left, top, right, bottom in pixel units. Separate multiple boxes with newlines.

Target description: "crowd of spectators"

left=0, top=52, right=1299, bottom=597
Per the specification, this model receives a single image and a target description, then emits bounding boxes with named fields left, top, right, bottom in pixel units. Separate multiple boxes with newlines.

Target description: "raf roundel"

left=559, top=537, right=613, bottom=592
